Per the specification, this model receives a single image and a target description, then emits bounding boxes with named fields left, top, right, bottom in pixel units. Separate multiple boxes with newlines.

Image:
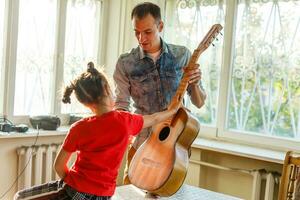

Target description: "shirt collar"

left=138, top=38, right=169, bottom=60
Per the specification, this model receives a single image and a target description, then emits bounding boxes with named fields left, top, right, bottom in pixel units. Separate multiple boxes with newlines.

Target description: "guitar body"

left=128, top=108, right=200, bottom=196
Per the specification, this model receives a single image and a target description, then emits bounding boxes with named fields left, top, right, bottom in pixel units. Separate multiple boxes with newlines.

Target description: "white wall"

left=102, top=0, right=135, bottom=76
left=185, top=148, right=282, bottom=200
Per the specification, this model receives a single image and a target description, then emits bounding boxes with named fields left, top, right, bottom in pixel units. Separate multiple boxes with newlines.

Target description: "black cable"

left=0, top=125, right=40, bottom=199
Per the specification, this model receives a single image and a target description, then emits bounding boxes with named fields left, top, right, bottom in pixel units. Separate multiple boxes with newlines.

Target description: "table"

left=112, top=184, right=243, bottom=200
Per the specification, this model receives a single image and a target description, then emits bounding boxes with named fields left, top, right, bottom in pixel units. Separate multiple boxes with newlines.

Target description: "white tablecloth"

left=112, top=184, right=243, bottom=200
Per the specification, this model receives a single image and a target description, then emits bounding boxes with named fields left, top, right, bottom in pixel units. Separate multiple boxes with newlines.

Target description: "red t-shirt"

left=63, top=110, right=143, bottom=196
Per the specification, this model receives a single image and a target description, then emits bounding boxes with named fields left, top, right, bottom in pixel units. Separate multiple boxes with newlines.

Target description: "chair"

left=278, top=151, right=300, bottom=200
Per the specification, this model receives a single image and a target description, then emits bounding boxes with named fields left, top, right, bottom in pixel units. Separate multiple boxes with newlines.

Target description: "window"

left=228, top=0, right=300, bottom=139
left=164, top=0, right=300, bottom=149
left=14, top=0, right=58, bottom=115
left=0, top=0, right=5, bottom=114
left=1, top=0, right=103, bottom=118
left=62, top=0, right=102, bottom=114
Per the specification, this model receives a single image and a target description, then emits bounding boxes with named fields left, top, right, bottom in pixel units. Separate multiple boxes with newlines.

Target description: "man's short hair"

left=131, top=2, right=161, bottom=22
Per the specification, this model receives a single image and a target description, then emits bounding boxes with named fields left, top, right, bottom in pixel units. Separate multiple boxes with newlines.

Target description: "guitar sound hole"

left=159, top=127, right=170, bottom=141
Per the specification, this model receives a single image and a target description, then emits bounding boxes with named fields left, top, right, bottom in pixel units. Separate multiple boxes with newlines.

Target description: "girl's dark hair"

left=131, top=2, right=161, bottom=23
left=62, top=62, right=108, bottom=105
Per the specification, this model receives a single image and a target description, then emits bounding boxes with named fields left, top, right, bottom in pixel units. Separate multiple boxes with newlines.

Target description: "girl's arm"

left=142, top=106, right=179, bottom=129
left=54, top=148, right=72, bottom=179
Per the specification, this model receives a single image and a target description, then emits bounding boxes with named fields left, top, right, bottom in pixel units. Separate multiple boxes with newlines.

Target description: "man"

left=113, top=2, right=206, bottom=184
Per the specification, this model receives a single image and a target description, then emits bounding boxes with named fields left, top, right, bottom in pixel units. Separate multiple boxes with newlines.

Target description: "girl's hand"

left=168, top=97, right=182, bottom=114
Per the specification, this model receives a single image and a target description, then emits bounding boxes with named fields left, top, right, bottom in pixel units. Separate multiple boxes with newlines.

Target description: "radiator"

left=251, top=170, right=279, bottom=200
left=16, top=143, right=62, bottom=190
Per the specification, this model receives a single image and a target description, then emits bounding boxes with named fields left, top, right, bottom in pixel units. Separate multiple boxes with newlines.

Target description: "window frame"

left=217, top=0, right=300, bottom=152
left=0, top=0, right=8, bottom=115
left=0, top=0, right=106, bottom=124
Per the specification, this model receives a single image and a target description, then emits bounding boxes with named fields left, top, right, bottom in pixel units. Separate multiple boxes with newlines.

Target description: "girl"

left=14, top=62, right=180, bottom=200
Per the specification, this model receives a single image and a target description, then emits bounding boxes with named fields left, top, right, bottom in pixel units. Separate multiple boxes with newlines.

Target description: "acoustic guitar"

left=128, top=24, right=223, bottom=197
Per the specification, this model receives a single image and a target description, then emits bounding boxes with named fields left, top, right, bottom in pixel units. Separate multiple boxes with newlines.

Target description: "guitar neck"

left=168, top=24, right=223, bottom=109
left=169, top=48, right=204, bottom=108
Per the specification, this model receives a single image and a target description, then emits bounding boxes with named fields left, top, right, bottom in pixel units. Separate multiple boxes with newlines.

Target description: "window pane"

left=164, top=0, right=225, bottom=125
left=228, top=0, right=300, bottom=139
left=0, top=0, right=5, bottom=108
left=62, top=0, right=102, bottom=114
left=14, top=0, right=57, bottom=115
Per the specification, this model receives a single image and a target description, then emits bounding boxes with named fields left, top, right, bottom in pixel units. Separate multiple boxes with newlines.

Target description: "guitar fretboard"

left=168, top=24, right=223, bottom=109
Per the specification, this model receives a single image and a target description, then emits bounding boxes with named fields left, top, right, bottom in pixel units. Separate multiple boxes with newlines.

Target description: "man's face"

left=132, top=14, right=163, bottom=53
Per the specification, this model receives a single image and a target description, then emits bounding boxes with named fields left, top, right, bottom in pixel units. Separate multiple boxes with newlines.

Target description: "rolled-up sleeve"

left=113, top=58, right=131, bottom=111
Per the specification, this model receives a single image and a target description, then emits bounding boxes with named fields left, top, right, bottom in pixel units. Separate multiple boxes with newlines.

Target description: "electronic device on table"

left=0, top=117, right=28, bottom=133
left=30, top=115, right=61, bottom=130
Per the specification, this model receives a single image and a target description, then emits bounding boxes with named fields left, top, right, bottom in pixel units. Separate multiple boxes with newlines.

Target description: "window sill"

left=0, top=126, right=287, bottom=164
left=0, top=126, right=69, bottom=139
left=192, top=138, right=286, bottom=164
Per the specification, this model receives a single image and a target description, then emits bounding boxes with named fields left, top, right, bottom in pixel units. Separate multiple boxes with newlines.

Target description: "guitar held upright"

left=128, top=24, right=223, bottom=197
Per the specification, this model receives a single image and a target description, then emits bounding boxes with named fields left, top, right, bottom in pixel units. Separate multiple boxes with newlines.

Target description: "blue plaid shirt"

left=113, top=39, right=195, bottom=148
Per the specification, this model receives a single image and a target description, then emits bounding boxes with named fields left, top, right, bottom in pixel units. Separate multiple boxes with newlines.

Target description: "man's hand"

left=183, top=64, right=206, bottom=108
left=183, top=64, right=202, bottom=86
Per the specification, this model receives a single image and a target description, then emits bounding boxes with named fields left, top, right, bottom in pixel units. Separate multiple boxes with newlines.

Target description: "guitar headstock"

left=199, top=24, right=223, bottom=51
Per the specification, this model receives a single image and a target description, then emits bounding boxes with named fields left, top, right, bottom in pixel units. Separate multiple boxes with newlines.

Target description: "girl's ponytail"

left=62, top=84, right=74, bottom=104
left=87, top=62, right=98, bottom=75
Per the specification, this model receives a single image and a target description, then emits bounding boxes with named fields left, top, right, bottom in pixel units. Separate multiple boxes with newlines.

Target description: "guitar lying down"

left=128, top=24, right=223, bottom=197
